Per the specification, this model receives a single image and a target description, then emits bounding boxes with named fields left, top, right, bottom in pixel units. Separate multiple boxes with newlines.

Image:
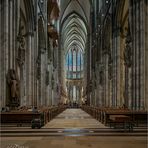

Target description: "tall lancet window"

left=73, top=49, right=77, bottom=78
left=66, top=46, right=83, bottom=79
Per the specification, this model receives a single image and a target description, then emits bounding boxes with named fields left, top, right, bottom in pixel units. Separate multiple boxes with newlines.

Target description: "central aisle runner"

left=43, top=109, right=106, bottom=128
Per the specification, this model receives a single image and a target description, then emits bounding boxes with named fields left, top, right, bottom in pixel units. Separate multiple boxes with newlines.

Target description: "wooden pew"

left=109, top=115, right=133, bottom=131
left=81, top=105, right=147, bottom=128
left=131, top=111, right=147, bottom=126
left=103, top=109, right=131, bottom=125
left=102, top=109, right=147, bottom=127
left=0, top=112, right=44, bottom=127
left=1, top=105, right=67, bottom=127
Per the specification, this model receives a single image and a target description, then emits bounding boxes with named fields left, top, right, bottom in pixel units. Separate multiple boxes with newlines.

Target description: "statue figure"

left=7, top=69, right=19, bottom=104
left=11, top=79, right=18, bottom=100
left=124, top=44, right=132, bottom=67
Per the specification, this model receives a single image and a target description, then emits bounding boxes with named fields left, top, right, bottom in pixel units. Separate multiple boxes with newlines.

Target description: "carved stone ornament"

left=17, top=19, right=25, bottom=65
left=124, top=27, right=132, bottom=67
left=36, top=56, right=41, bottom=80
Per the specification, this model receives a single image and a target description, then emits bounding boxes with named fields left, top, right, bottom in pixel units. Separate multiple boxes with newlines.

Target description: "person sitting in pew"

left=121, top=104, right=128, bottom=109
left=1, top=107, right=6, bottom=112
left=32, top=106, right=38, bottom=113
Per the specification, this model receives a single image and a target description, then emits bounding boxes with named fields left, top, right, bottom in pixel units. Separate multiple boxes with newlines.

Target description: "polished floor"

left=43, top=109, right=106, bottom=128
left=1, top=136, right=147, bottom=148
left=1, top=109, right=147, bottom=148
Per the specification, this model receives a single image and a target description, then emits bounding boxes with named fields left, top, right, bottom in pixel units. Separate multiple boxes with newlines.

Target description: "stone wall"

left=89, top=0, right=148, bottom=110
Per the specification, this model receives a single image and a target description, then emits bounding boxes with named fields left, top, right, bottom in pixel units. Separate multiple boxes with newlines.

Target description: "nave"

left=0, top=0, right=148, bottom=147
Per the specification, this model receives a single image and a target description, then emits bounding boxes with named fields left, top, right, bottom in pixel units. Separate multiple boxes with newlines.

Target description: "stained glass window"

left=66, top=47, right=83, bottom=79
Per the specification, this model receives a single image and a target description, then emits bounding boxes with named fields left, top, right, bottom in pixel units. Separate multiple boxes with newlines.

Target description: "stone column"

left=79, top=86, right=81, bottom=105
left=145, top=1, right=148, bottom=110
left=109, top=79, right=112, bottom=107
left=40, top=49, right=46, bottom=105
left=130, top=0, right=136, bottom=110
left=87, top=33, right=91, bottom=105
left=46, top=64, right=50, bottom=106
left=0, top=1, right=2, bottom=107
left=5, top=0, right=9, bottom=105
left=12, top=0, right=16, bottom=68
left=135, top=1, right=140, bottom=110
left=128, top=67, right=132, bottom=108
left=1, top=0, right=9, bottom=107
left=112, top=30, right=117, bottom=107
left=26, top=32, right=33, bottom=106
left=58, top=35, right=62, bottom=101
left=54, top=46, right=59, bottom=105
left=111, top=25, right=122, bottom=108
left=102, top=55, right=106, bottom=106
left=115, top=28, right=122, bottom=107
left=129, top=0, right=146, bottom=110
left=139, top=0, right=145, bottom=110
left=48, top=63, right=52, bottom=106
left=105, top=54, right=109, bottom=107
left=32, top=1, right=38, bottom=106
left=34, top=26, right=38, bottom=107
left=15, top=0, right=20, bottom=71
left=31, top=37, right=34, bottom=106
left=37, top=55, right=41, bottom=106
left=95, top=63, right=99, bottom=106
left=9, top=0, right=13, bottom=69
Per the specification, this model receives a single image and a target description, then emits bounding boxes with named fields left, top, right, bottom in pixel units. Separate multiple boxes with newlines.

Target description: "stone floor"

left=1, top=109, right=148, bottom=148
left=43, top=109, right=106, bottom=128
left=1, top=136, right=147, bottom=148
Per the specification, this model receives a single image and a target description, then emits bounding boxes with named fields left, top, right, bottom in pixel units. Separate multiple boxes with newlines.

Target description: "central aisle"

left=43, top=109, right=106, bottom=128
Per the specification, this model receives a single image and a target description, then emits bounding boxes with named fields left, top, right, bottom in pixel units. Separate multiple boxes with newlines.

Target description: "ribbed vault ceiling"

left=60, top=0, right=90, bottom=53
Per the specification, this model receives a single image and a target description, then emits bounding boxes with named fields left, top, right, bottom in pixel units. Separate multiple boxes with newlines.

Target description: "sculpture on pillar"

left=99, top=64, right=104, bottom=85
left=108, top=49, right=113, bottom=80
left=7, top=69, right=20, bottom=106
left=36, top=56, right=41, bottom=80
left=17, top=19, right=25, bottom=65
left=124, top=28, right=132, bottom=67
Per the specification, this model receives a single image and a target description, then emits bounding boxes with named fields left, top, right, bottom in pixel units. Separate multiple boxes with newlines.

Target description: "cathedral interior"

left=0, top=0, right=148, bottom=148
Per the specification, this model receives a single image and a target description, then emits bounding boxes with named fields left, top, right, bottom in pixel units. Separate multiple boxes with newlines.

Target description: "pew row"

left=0, top=105, right=67, bottom=128
left=1, top=112, right=44, bottom=127
left=81, top=105, right=147, bottom=129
